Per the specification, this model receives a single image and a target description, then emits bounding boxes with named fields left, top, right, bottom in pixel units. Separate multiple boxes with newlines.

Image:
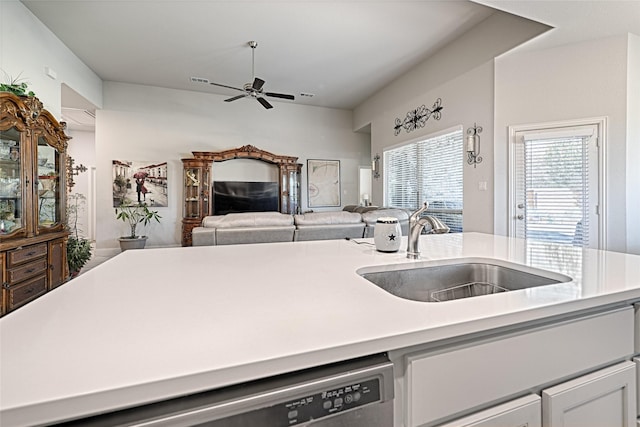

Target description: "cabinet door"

left=35, top=135, right=63, bottom=231
left=0, top=125, right=28, bottom=239
left=184, top=166, right=203, bottom=219
left=635, top=358, right=640, bottom=419
left=436, top=395, right=541, bottom=427
left=1, top=251, right=5, bottom=316
left=542, top=361, right=636, bottom=427
left=634, top=303, right=639, bottom=355
left=280, top=165, right=301, bottom=214
left=48, top=238, right=66, bottom=289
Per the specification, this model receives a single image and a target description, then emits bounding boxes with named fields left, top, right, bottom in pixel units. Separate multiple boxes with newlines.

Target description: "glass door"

left=184, top=166, right=202, bottom=219
left=36, top=136, right=62, bottom=229
left=0, top=127, right=25, bottom=237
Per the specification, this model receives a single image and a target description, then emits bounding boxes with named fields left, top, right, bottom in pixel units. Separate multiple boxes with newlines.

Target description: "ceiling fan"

left=201, top=41, right=295, bottom=109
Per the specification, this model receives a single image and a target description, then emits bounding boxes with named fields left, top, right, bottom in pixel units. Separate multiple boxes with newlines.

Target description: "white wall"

left=353, top=11, right=548, bottom=234
left=96, top=82, right=370, bottom=249
left=494, top=35, right=630, bottom=253
left=368, top=62, right=495, bottom=233
left=67, top=130, right=96, bottom=241
left=627, top=34, right=640, bottom=254
left=0, top=0, right=102, bottom=116
left=354, top=11, right=550, bottom=132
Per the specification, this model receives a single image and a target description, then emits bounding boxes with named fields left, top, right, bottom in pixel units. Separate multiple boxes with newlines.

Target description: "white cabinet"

left=542, top=361, right=636, bottom=427
left=435, top=362, right=636, bottom=427
left=634, top=303, right=640, bottom=421
left=634, top=303, right=640, bottom=355
left=436, top=395, right=541, bottom=427
left=406, top=307, right=633, bottom=427
left=636, top=358, right=640, bottom=419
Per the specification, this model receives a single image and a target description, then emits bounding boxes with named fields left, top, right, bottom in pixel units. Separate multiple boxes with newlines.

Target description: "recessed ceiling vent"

left=190, top=77, right=210, bottom=84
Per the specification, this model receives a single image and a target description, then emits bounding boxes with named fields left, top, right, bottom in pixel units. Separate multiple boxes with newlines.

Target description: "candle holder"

left=466, top=123, right=483, bottom=168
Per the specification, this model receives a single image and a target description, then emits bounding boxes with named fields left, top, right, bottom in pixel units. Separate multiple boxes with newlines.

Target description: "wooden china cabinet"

left=181, top=145, right=302, bottom=246
left=0, top=93, right=70, bottom=316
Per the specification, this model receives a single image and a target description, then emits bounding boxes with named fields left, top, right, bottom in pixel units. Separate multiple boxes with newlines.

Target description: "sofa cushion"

left=361, top=208, right=410, bottom=224
left=353, top=206, right=380, bottom=213
left=294, top=223, right=365, bottom=241
left=202, top=212, right=293, bottom=228
left=216, top=226, right=295, bottom=245
left=201, top=215, right=225, bottom=228
left=294, top=211, right=362, bottom=226
left=361, top=208, right=410, bottom=238
left=192, top=227, right=216, bottom=246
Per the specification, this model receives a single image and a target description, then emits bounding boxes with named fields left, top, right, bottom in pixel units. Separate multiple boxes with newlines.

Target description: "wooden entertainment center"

left=181, top=145, right=302, bottom=246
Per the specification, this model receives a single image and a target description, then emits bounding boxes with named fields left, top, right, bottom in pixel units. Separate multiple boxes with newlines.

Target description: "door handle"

left=517, top=215, right=524, bottom=220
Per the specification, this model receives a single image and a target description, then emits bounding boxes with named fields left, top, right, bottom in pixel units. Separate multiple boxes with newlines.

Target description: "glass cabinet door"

left=201, top=169, right=210, bottom=217
left=0, top=127, right=24, bottom=236
left=184, top=167, right=202, bottom=218
left=280, top=164, right=301, bottom=214
left=36, top=136, right=61, bottom=229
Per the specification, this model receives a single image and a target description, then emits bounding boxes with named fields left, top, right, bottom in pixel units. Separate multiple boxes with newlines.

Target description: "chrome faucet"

left=406, top=202, right=450, bottom=259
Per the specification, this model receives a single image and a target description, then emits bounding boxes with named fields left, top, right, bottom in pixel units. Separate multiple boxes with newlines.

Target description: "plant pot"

left=118, top=236, right=148, bottom=251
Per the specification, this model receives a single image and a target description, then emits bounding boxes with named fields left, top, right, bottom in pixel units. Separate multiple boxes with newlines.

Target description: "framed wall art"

left=307, top=159, right=340, bottom=208
left=112, top=160, right=168, bottom=207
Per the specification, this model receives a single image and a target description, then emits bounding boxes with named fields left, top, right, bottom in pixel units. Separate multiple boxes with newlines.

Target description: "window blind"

left=385, top=129, right=463, bottom=232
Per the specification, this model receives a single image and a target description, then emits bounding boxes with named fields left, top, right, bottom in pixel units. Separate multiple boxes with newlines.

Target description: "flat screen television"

left=213, top=181, right=279, bottom=215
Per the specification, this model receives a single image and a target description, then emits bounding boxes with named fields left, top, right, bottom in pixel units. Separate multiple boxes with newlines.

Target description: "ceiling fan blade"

left=224, top=94, right=246, bottom=102
left=209, top=82, right=245, bottom=92
left=265, top=92, right=295, bottom=101
left=257, top=97, right=273, bottom=109
left=252, top=78, right=265, bottom=91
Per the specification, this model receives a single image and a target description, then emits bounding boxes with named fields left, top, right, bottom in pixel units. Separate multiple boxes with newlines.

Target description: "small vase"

left=374, top=217, right=402, bottom=252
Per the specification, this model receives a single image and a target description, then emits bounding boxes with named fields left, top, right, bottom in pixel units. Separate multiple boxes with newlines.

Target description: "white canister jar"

left=374, top=217, right=402, bottom=252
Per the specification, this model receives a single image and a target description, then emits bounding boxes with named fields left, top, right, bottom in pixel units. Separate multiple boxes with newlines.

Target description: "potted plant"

left=0, top=71, right=36, bottom=97
left=115, top=199, right=161, bottom=251
left=66, top=193, right=92, bottom=278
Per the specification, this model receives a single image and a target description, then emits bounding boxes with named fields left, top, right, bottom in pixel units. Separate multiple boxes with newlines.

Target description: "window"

left=384, top=128, right=463, bottom=232
left=509, top=120, right=603, bottom=249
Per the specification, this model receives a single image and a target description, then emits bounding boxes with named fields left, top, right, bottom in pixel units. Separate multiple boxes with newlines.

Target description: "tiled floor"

left=77, top=244, right=116, bottom=275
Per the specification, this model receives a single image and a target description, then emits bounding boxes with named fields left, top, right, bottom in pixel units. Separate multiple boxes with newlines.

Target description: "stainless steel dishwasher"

left=54, top=353, right=394, bottom=427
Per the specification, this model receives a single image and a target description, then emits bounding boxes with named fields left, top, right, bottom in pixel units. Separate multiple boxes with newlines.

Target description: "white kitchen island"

left=1, top=233, right=639, bottom=427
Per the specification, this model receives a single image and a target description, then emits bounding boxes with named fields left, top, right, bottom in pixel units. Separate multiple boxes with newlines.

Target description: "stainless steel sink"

left=358, top=259, right=572, bottom=302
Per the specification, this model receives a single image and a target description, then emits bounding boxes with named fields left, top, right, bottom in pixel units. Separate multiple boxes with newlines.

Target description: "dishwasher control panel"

left=53, top=355, right=393, bottom=427
left=281, top=377, right=381, bottom=425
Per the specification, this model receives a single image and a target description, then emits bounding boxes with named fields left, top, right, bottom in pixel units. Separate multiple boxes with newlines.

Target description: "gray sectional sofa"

left=191, top=207, right=411, bottom=246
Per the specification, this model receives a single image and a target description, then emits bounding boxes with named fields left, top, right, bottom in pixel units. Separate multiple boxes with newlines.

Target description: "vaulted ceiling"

left=22, top=0, right=640, bottom=120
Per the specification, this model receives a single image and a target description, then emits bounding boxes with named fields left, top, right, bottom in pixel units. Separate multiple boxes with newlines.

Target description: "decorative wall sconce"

left=466, top=123, right=483, bottom=168
left=66, top=156, right=88, bottom=193
left=393, top=98, right=443, bottom=136
left=372, top=153, right=380, bottom=179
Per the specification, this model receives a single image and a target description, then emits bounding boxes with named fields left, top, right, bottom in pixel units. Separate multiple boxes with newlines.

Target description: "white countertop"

left=1, top=233, right=640, bottom=426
